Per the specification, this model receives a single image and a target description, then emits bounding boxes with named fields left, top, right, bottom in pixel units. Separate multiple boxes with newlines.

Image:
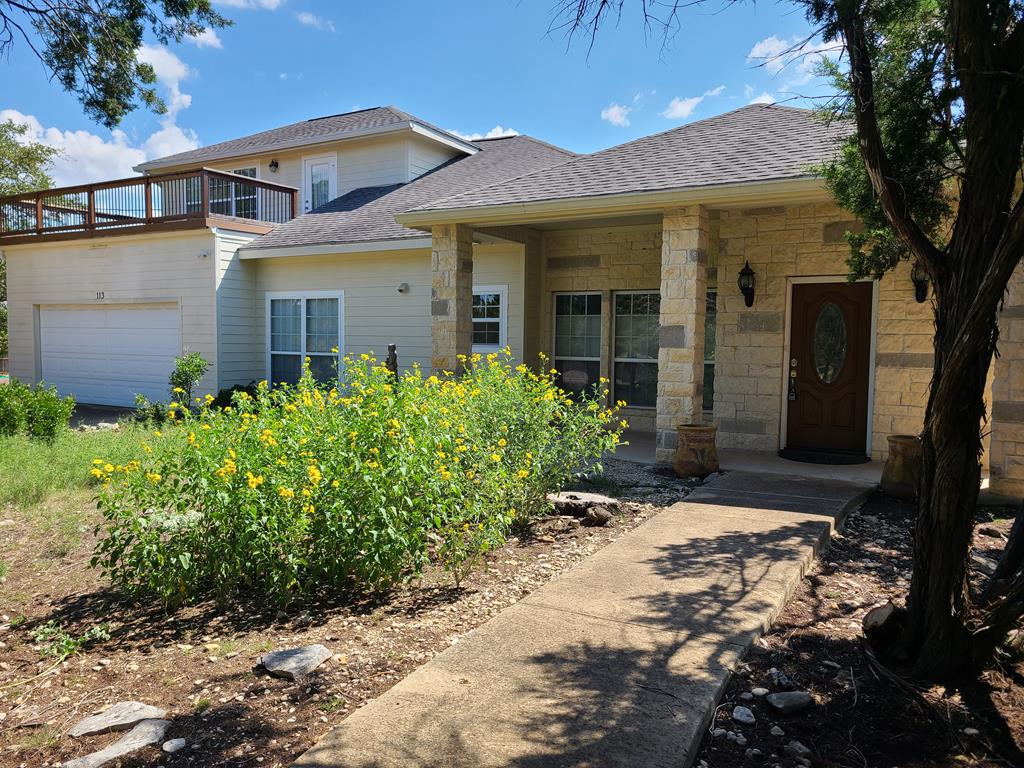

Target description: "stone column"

left=431, top=223, right=474, bottom=374
left=989, top=261, right=1024, bottom=501
left=655, top=205, right=708, bottom=463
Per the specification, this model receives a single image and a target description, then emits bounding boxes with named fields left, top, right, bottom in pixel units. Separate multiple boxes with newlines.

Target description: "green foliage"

left=33, top=620, right=110, bottom=660
left=1, top=1, right=230, bottom=129
left=0, top=119, right=58, bottom=196
left=169, top=352, right=210, bottom=404
left=0, top=379, right=74, bottom=442
left=0, top=304, right=7, bottom=359
left=91, top=351, right=625, bottom=607
left=811, top=0, right=956, bottom=279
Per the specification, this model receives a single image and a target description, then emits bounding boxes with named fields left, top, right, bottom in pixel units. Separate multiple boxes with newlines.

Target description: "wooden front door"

left=785, top=281, right=873, bottom=457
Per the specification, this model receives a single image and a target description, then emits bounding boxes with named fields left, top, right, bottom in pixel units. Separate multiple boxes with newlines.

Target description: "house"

left=1, top=104, right=1021, bottom=498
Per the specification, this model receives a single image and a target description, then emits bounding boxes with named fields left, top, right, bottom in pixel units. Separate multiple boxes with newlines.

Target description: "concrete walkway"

left=294, top=472, right=872, bottom=768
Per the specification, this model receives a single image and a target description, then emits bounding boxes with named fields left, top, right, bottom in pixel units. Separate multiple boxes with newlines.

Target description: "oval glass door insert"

left=813, top=302, right=847, bottom=384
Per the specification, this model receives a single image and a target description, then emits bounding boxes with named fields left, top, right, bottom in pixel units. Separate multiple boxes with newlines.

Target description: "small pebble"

left=732, top=705, right=755, bottom=725
left=739, top=691, right=754, bottom=700
left=963, top=727, right=980, bottom=736
left=770, top=725, right=785, bottom=737
left=751, top=687, right=769, bottom=697
left=163, top=738, right=186, bottom=754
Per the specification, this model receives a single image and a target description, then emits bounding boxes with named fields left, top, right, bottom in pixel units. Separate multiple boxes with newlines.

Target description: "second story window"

left=210, top=167, right=258, bottom=218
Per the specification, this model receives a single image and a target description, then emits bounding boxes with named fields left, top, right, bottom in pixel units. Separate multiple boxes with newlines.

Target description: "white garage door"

left=40, top=305, right=181, bottom=407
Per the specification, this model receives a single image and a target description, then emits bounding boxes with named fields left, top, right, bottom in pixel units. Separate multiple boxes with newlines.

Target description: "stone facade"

left=990, top=263, right=1024, bottom=498
left=538, top=224, right=663, bottom=431
left=713, top=202, right=934, bottom=460
left=430, top=223, right=474, bottom=373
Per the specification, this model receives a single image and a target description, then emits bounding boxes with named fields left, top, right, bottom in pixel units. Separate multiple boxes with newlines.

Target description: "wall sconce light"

left=737, top=260, right=756, bottom=308
left=268, top=159, right=279, bottom=173
left=911, top=261, right=929, bottom=303
left=397, top=282, right=409, bottom=294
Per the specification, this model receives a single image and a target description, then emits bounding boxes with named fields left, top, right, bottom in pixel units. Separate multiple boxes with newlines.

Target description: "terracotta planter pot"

left=674, top=423, right=719, bottom=479
left=881, top=434, right=922, bottom=500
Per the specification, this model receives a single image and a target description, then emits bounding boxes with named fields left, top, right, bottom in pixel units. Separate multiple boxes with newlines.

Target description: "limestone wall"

left=990, top=262, right=1024, bottom=498
left=714, top=202, right=934, bottom=460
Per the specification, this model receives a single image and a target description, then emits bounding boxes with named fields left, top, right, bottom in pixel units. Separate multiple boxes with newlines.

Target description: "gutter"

left=135, top=122, right=478, bottom=174
left=393, top=177, right=830, bottom=229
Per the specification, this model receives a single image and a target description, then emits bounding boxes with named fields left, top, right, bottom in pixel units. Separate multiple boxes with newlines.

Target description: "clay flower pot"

left=674, top=423, right=719, bottom=479
left=881, top=434, right=922, bottom=500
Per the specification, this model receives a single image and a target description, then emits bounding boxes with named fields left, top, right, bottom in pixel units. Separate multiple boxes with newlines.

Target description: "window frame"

left=471, top=284, right=508, bottom=353
left=612, top=290, right=661, bottom=410
left=209, top=166, right=259, bottom=219
left=552, top=291, right=603, bottom=397
left=265, top=290, right=345, bottom=385
left=703, top=289, right=717, bottom=414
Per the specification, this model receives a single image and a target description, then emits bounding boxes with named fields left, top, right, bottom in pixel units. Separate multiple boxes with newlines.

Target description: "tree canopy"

left=0, top=0, right=229, bottom=128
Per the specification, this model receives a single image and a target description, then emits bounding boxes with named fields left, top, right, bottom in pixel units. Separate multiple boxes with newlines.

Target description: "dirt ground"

left=694, top=491, right=1024, bottom=768
left=0, top=460, right=694, bottom=768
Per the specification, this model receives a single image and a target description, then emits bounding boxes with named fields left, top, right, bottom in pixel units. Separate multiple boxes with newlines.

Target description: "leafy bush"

left=91, top=351, right=625, bottom=607
left=0, top=379, right=74, bottom=442
left=168, top=351, right=209, bottom=404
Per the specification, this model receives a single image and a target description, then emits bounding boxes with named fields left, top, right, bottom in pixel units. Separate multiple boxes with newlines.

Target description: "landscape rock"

left=751, top=687, right=769, bottom=697
left=582, top=505, right=614, bottom=527
left=258, top=644, right=332, bottom=680
left=766, top=690, right=815, bottom=714
left=732, top=705, right=756, bottom=725
left=63, top=719, right=170, bottom=768
left=69, top=701, right=168, bottom=738
left=768, top=667, right=795, bottom=690
left=546, top=491, right=621, bottom=518
left=739, top=691, right=754, bottom=700
left=770, top=725, right=785, bottom=737
left=162, top=737, right=187, bottom=753
left=784, top=739, right=812, bottom=758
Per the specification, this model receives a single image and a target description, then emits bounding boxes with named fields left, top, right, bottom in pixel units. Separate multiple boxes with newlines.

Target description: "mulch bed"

left=0, top=460, right=694, bottom=768
left=694, top=491, right=1024, bottom=768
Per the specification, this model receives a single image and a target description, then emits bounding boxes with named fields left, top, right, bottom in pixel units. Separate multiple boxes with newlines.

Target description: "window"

left=553, top=293, right=602, bottom=398
left=613, top=292, right=660, bottom=408
left=703, top=290, right=717, bottom=411
left=268, top=292, right=343, bottom=386
left=472, top=285, right=507, bottom=352
left=210, top=167, right=258, bottom=219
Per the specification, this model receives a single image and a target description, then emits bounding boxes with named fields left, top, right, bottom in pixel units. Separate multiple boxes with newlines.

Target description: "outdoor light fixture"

left=737, top=260, right=756, bottom=308
left=397, top=282, right=409, bottom=294
left=269, top=159, right=280, bottom=173
left=911, top=261, right=929, bottom=303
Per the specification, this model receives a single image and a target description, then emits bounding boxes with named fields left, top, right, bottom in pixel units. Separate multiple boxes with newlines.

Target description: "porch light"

left=269, top=159, right=280, bottom=173
left=737, top=261, right=756, bottom=308
left=911, top=261, right=929, bottom=303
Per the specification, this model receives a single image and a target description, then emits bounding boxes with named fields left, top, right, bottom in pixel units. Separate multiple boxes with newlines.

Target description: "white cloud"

left=659, top=85, right=726, bottom=120
left=188, top=28, right=223, bottom=49
left=295, top=11, right=335, bottom=31
left=747, top=35, right=839, bottom=87
left=279, top=72, right=288, bottom=80
left=600, top=103, right=632, bottom=127
left=137, top=44, right=192, bottom=119
left=748, top=91, right=777, bottom=105
left=448, top=125, right=520, bottom=141
left=215, top=0, right=282, bottom=9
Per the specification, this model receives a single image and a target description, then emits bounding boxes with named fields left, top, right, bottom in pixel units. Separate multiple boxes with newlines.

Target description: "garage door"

left=40, top=305, right=181, bottom=407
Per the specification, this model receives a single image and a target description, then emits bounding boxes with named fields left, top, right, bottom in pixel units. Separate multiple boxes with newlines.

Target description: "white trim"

left=471, top=284, right=508, bottom=353
left=239, top=237, right=432, bottom=259
left=265, top=290, right=345, bottom=384
left=779, top=275, right=878, bottom=457
left=134, top=121, right=477, bottom=173
left=301, top=152, right=338, bottom=213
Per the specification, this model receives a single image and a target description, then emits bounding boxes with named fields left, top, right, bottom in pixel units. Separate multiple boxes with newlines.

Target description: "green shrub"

left=91, top=351, right=624, bottom=607
left=0, top=379, right=28, bottom=436
left=169, top=351, right=209, bottom=404
left=0, top=379, right=73, bottom=442
left=25, top=383, right=76, bottom=442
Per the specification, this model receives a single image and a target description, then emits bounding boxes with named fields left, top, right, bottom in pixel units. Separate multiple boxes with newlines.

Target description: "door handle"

left=788, top=359, right=797, bottom=401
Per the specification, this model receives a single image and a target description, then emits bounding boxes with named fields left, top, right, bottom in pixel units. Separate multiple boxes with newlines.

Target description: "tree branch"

left=838, top=5, right=945, bottom=272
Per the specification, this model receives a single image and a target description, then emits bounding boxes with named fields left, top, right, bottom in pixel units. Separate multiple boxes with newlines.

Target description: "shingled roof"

left=136, top=106, right=477, bottom=172
left=242, top=135, right=575, bottom=250
left=408, top=105, right=850, bottom=214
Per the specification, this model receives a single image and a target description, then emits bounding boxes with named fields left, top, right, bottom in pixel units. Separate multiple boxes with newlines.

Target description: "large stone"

left=546, top=492, right=621, bottom=518
left=765, top=691, right=814, bottom=714
left=732, top=706, right=755, bottom=725
left=258, top=644, right=332, bottom=680
left=63, top=719, right=170, bottom=768
left=69, top=701, right=168, bottom=738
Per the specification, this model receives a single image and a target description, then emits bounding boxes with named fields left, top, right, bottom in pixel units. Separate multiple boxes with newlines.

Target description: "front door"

left=785, top=281, right=873, bottom=458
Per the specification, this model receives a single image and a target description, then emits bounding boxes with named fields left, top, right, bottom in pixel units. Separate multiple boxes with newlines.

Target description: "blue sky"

left=1, top=0, right=838, bottom=186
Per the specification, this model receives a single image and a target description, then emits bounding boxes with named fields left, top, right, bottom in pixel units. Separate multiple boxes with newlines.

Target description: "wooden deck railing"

left=0, top=168, right=300, bottom=240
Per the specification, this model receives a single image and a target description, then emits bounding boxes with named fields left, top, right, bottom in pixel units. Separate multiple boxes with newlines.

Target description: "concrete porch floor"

left=615, top=429, right=884, bottom=485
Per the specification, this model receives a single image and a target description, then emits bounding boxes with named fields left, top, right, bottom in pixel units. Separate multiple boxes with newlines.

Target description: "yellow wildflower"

left=278, top=487, right=295, bottom=498
left=146, top=472, right=162, bottom=484
left=307, top=465, right=322, bottom=485
left=246, top=472, right=264, bottom=489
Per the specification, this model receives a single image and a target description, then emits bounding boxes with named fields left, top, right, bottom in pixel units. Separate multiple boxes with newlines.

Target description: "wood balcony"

left=0, top=168, right=299, bottom=245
